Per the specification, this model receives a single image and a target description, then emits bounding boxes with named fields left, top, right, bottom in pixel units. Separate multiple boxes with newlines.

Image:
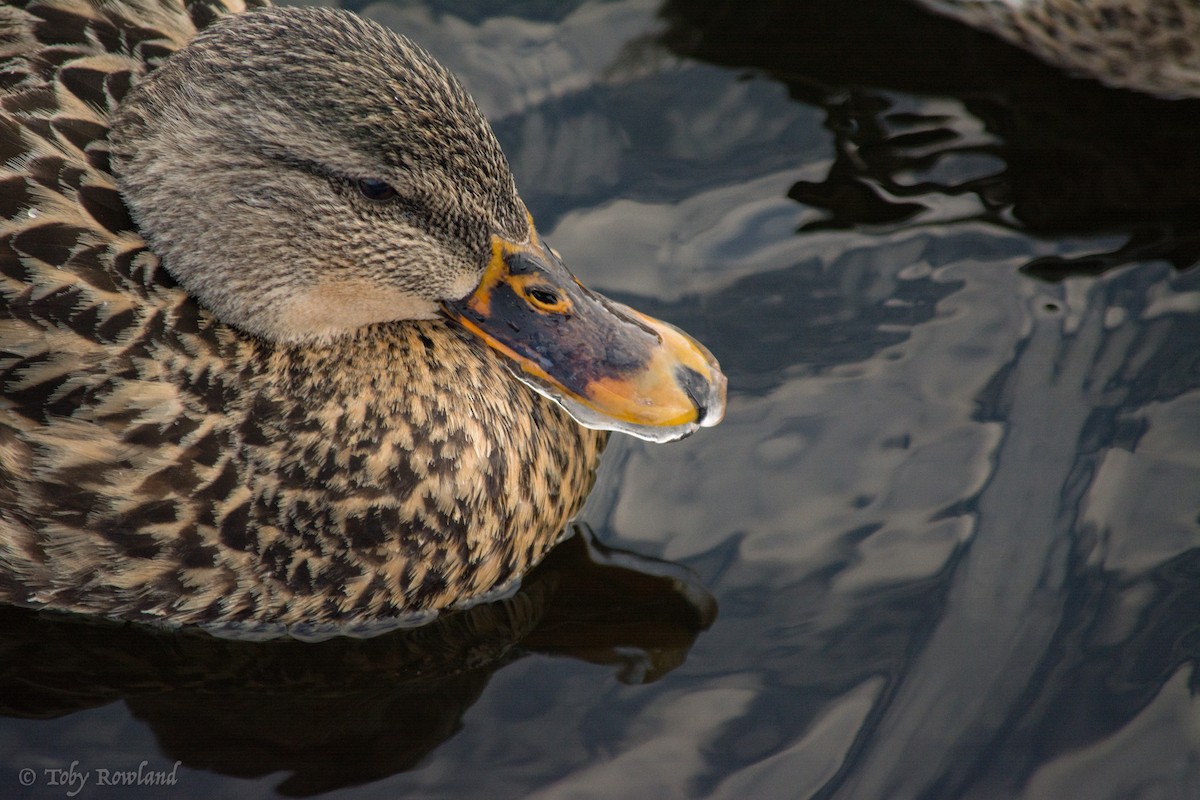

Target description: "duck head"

left=109, top=7, right=724, bottom=442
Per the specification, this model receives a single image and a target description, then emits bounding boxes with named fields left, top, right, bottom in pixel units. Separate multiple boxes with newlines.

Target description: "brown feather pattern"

left=0, top=0, right=606, bottom=631
left=915, top=0, right=1200, bottom=98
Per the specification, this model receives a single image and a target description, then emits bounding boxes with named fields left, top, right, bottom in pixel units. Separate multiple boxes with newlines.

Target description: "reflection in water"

left=826, top=264, right=1200, bottom=800
left=661, top=0, right=1200, bottom=278
left=0, top=526, right=714, bottom=796
left=645, top=3, right=1200, bottom=798
left=6, top=0, right=1200, bottom=798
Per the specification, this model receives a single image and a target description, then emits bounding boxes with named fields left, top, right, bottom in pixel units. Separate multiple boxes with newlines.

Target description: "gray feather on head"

left=110, top=6, right=528, bottom=344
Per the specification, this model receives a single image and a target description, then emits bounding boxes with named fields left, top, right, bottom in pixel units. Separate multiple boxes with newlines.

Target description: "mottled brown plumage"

left=0, top=0, right=607, bottom=633
left=915, top=0, right=1200, bottom=98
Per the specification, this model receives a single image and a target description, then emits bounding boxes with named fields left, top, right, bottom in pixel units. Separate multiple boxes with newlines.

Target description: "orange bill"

left=441, top=232, right=726, bottom=443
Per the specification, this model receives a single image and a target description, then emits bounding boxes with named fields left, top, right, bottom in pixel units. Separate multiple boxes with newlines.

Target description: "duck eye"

left=525, top=286, right=568, bottom=312
left=357, top=178, right=398, bottom=202
left=528, top=287, right=560, bottom=306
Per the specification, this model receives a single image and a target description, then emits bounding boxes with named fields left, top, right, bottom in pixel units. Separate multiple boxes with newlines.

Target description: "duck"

left=0, top=0, right=726, bottom=634
left=913, top=0, right=1200, bottom=98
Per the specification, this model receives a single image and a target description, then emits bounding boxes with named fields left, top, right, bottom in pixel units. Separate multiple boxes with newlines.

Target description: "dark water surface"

left=6, top=0, right=1200, bottom=797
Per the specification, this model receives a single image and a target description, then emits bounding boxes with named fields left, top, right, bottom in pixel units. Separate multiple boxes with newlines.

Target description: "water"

left=5, top=0, right=1200, bottom=798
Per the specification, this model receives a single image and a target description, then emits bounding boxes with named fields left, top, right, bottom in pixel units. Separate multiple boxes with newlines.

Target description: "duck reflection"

left=659, top=0, right=1200, bottom=278
left=0, top=525, right=714, bottom=796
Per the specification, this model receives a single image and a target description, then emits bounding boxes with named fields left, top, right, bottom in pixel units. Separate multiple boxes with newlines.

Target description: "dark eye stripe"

left=357, top=178, right=398, bottom=201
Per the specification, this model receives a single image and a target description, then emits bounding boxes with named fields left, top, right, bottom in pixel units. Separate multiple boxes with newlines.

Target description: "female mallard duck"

left=915, top=0, right=1200, bottom=98
left=0, top=0, right=725, bottom=634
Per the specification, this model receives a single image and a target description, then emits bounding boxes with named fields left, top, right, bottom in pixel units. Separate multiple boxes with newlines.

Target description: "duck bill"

left=441, top=233, right=726, bottom=443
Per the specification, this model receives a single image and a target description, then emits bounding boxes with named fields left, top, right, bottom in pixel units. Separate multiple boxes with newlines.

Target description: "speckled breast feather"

left=0, top=0, right=606, bottom=630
